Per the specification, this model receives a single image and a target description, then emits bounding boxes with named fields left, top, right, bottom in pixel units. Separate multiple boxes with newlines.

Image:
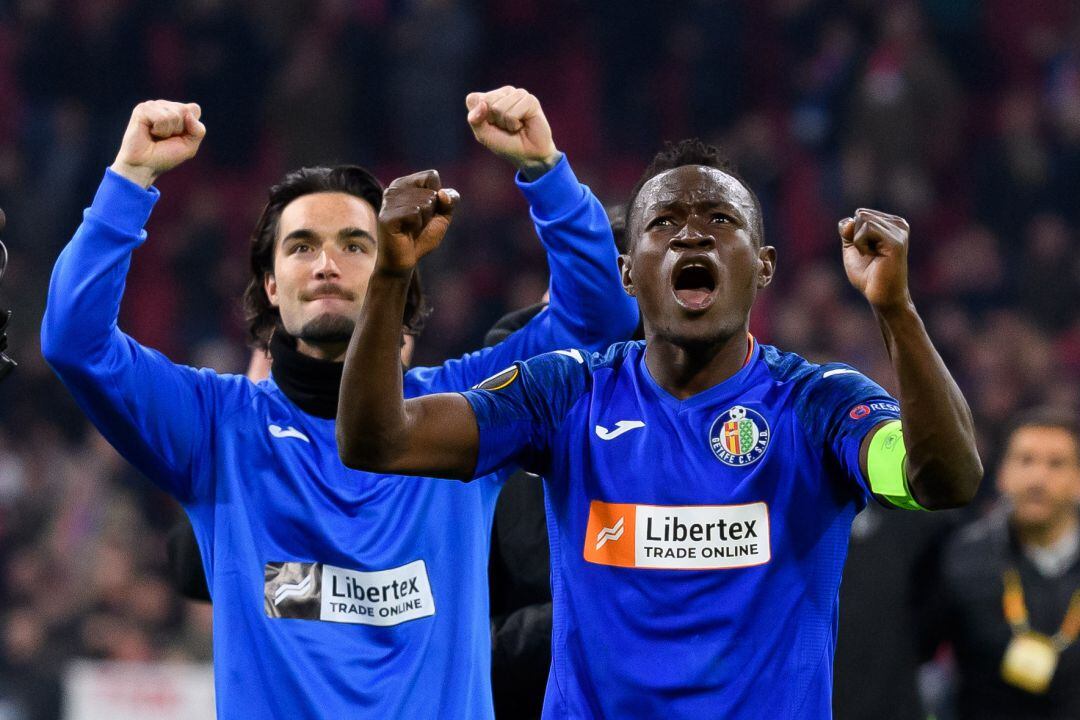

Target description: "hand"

left=466, top=87, right=560, bottom=178
left=376, top=171, right=459, bottom=278
left=840, top=209, right=913, bottom=313
left=110, top=100, right=206, bottom=189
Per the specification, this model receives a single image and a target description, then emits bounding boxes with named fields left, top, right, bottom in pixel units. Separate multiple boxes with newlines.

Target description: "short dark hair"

left=243, top=165, right=431, bottom=350
left=623, top=138, right=763, bottom=249
left=606, top=203, right=628, bottom=254
left=1007, top=407, right=1080, bottom=457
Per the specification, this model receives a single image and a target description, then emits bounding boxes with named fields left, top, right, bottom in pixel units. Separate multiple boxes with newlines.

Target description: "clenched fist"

left=376, top=171, right=459, bottom=278
left=110, top=100, right=206, bottom=189
left=839, top=209, right=913, bottom=313
left=466, top=87, right=560, bottom=179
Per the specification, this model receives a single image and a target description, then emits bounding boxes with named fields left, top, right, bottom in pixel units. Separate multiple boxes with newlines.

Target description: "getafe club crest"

left=709, top=405, right=770, bottom=466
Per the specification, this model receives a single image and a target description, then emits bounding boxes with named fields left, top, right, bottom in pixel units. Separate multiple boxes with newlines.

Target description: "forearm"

left=876, top=302, right=982, bottom=508
left=41, top=171, right=215, bottom=498
left=42, top=169, right=157, bottom=369
left=519, top=157, right=638, bottom=349
left=337, top=271, right=412, bottom=469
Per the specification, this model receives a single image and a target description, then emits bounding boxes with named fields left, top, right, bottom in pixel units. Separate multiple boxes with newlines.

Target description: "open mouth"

left=672, top=261, right=718, bottom=310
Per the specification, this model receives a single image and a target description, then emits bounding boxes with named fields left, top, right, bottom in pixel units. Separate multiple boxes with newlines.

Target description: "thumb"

left=185, top=111, right=207, bottom=141
left=467, top=100, right=488, bottom=128
left=838, top=217, right=855, bottom=242
left=435, top=188, right=459, bottom=218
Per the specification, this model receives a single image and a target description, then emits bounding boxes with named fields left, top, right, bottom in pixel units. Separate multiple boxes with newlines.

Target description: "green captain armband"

left=866, top=420, right=926, bottom=511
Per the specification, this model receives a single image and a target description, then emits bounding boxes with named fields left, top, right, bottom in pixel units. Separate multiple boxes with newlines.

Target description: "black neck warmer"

left=269, top=332, right=343, bottom=419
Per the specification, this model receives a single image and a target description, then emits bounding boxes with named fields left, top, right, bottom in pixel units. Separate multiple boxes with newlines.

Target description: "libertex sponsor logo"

left=583, top=500, right=770, bottom=570
left=264, top=560, right=435, bottom=626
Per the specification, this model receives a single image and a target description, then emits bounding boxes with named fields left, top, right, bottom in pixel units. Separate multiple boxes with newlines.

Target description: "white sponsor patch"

left=584, top=501, right=771, bottom=570
left=320, top=560, right=435, bottom=626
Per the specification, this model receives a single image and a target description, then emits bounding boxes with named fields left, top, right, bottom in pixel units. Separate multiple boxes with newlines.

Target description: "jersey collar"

left=639, top=333, right=760, bottom=411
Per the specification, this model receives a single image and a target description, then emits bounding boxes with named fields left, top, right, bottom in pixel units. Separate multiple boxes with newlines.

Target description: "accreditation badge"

left=1000, top=631, right=1059, bottom=694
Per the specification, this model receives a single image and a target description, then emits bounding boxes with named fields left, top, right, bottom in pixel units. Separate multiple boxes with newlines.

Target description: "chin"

left=662, top=310, right=744, bottom=347
left=298, top=314, right=356, bottom=344
left=1012, top=507, right=1055, bottom=530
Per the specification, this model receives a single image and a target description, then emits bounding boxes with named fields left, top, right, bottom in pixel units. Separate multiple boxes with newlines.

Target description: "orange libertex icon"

left=584, top=501, right=637, bottom=567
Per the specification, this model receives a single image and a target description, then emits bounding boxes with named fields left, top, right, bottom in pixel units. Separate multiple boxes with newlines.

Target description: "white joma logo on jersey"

left=269, top=425, right=310, bottom=443
left=595, top=421, right=645, bottom=440
left=823, top=368, right=859, bottom=378
left=595, top=516, right=625, bottom=550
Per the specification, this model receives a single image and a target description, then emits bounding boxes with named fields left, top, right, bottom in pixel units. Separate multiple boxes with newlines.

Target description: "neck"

left=296, top=338, right=349, bottom=363
left=644, top=328, right=751, bottom=400
left=1016, top=510, right=1080, bottom=549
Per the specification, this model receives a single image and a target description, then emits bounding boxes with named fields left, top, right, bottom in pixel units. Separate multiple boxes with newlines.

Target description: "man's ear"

left=264, top=272, right=280, bottom=308
left=618, top=253, right=636, bottom=297
left=756, top=246, right=777, bottom=289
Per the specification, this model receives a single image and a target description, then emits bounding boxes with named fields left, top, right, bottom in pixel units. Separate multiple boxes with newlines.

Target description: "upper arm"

left=797, top=365, right=910, bottom=507
left=458, top=350, right=592, bottom=479
left=381, top=392, right=481, bottom=480
left=46, top=330, right=225, bottom=502
left=41, top=172, right=224, bottom=502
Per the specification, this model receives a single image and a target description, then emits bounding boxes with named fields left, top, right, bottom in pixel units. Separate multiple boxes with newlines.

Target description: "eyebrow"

left=644, top=197, right=747, bottom=219
left=280, top=227, right=376, bottom=244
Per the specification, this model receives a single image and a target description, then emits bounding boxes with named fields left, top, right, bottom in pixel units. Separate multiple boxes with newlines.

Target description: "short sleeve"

left=459, top=349, right=593, bottom=478
left=795, top=364, right=901, bottom=498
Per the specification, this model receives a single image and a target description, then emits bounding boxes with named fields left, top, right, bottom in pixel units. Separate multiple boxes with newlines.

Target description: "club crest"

left=709, top=405, right=770, bottom=467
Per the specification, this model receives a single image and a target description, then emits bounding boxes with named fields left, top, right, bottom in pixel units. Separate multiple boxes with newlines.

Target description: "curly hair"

left=242, top=165, right=431, bottom=350
left=623, top=138, right=763, bottom=249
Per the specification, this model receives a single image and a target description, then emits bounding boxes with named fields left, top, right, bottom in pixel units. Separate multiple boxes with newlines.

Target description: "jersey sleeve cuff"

left=89, top=168, right=161, bottom=236
left=514, top=153, right=585, bottom=222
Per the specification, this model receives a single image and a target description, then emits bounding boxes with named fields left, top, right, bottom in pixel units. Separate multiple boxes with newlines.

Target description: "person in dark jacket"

left=921, top=408, right=1080, bottom=720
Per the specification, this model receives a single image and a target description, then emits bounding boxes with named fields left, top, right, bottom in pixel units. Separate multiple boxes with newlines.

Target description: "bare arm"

left=336, top=171, right=480, bottom=479
left=843, top=209, right=983, bottom=509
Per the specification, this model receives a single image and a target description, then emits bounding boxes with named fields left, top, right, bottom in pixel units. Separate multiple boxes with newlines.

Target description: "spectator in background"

left=921, top=409, right=1080, bottom=719
left=833, top=502, right=957, bottom=720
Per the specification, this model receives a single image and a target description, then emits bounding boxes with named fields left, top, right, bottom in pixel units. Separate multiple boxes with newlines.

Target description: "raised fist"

left=376, top=171, right=459, bottom=278
left=110, top=100, right=206, bottom=189
left=839, top=209, right=913, bottom=313
left=466, top=87, right=560, bottom=177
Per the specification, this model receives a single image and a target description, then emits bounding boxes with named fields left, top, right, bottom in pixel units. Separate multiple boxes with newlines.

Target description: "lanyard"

left=1002, top=568, right=1080, bottom=652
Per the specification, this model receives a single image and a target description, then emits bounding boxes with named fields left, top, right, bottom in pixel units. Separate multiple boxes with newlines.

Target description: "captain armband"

left=866, top=420, right=926, bottom=511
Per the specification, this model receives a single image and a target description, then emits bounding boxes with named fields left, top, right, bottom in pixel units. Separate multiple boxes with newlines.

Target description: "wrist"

left=515, top=149, right=562, bottom=181
left=871, top=297, right=919, bottom=325
left=109, top=161, right=158, bottom=190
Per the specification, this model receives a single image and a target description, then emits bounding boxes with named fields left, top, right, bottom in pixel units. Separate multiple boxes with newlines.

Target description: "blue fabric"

left=41, top=163, right=637, bottom=720
left=462, top=340, right=901, bottom=719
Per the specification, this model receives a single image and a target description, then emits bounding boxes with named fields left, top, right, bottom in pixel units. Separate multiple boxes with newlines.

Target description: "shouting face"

left=264, top=192, right=378, bottom=357
left=620, top=165, right=775, bottom=347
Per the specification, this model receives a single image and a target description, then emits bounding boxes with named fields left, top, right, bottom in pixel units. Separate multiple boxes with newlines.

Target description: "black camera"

left=0, top=208, right=15, bottom=383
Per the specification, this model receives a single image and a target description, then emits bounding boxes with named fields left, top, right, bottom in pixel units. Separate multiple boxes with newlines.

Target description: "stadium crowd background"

left=0, top=0, right=1077, bottom=717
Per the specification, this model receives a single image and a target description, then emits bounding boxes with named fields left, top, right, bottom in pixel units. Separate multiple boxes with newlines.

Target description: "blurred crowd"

left=0, top=0, right=1078, bottom=718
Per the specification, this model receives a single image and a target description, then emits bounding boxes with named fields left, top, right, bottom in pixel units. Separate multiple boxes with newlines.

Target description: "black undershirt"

left=269, top=332, right=343, bottom=419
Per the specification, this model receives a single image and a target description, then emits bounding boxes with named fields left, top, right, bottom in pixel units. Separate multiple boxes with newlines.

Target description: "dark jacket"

left=922, top=510, right=1080, bottom=720
left=833, top=503, right=956, bottom=720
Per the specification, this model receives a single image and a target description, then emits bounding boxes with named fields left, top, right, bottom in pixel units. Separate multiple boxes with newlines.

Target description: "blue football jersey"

left=462, top=338, right=902, bottom=719
left=42, top=161, right=639, bottom=719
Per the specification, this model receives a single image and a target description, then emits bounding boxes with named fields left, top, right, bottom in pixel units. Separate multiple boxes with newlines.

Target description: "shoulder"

left=194, top=369, right=276, bottom=420
left=758, top=344, right=822, bottom=387
left=478, top=340, right=640, bottom=391
left=759, top=343, right=890, bottom=405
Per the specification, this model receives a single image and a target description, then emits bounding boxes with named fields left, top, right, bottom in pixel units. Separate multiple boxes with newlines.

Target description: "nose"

left=670, top=220, right=714, bottom=251
left=312, top=247, right=342, bottom=280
